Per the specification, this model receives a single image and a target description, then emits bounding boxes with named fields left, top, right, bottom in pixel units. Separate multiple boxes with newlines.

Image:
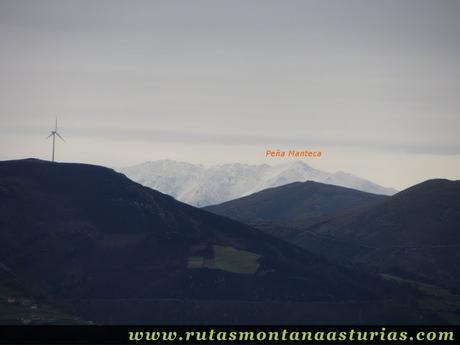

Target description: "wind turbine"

left=46, top=118, right=65, bottom=162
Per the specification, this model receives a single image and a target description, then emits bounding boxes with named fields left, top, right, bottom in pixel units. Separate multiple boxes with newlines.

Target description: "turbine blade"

left=56, top=132, right=65, bottom=142
left=46, top=133, right=53, bottom=139
left=55, top=117, right=58, bottom=131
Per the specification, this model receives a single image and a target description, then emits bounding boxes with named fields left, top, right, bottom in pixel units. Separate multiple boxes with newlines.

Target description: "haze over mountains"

left=119, top=160, right=397, bottom=207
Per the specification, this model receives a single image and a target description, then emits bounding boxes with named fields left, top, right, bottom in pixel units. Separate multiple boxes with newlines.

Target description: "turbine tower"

left=46, top=118, right=65, bottom=162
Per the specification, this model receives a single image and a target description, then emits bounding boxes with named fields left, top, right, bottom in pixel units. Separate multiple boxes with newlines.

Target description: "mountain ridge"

left=220, top=177, right=460, bottom=290
left=119, top=160, right=397, bottom=206
left=0, top=159, right=447, bottom=324
left=0, top=158, right=386, bottom=302
left=203, top=180, right=387, bottom=223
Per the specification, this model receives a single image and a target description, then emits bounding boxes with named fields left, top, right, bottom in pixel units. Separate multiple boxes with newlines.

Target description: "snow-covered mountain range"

left=118, top=160, right=397, bottom=207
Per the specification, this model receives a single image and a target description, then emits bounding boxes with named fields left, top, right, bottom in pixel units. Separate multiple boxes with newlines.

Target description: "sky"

left=0, top=0, right=459, bottom=190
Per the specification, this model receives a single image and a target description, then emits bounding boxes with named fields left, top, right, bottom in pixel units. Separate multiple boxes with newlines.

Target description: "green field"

left=188, top=245, right=261, bottom=274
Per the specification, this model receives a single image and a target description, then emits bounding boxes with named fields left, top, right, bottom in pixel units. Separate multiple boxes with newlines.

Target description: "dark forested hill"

left=204, top=181, right=386, bottom=223
left=0, top=159, right=445, bottom=324
left=0, top=161, right=382, bottom=302
left=239, top=179, right=460, bottom=293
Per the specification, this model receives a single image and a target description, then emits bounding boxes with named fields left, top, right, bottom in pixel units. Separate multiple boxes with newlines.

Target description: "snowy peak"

left=118, top=160, right=397, bottom=206
left=325, top=171, right=397, bottom=196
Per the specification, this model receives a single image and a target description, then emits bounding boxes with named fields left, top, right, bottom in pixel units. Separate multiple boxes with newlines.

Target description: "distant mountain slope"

left=296, top=179, right=460, bottom=247
left=0, top=159, right=387, bottom=306
left=256, top=179, right=460, bottom=289
left=204, top=181, right=386, bottom=223
left=119, top=160, right=397, bottom=206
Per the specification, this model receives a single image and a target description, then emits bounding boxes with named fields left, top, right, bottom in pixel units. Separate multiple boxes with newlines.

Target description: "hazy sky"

left=0, top=0, right=459, bottom=189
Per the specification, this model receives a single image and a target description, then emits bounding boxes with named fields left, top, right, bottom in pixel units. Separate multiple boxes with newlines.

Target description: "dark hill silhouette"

left=204, top=180, right=386, bottom=223
left=0, top=159, right=447, bottom=324
left=0, top=159, right=384, bottom=303
left=252, top=179, right=460, bottom=289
